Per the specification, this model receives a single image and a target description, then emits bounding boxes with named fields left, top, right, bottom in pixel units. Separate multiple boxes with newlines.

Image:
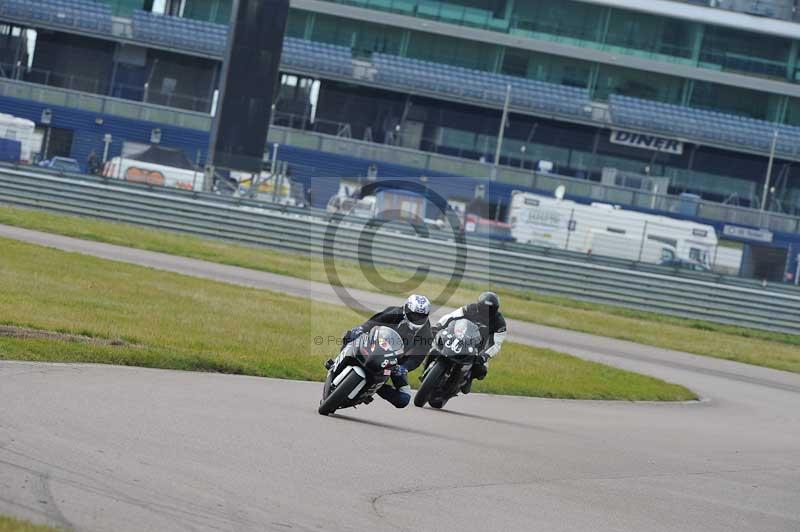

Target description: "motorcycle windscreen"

left=442, top=319, right=482, bottom=361
left=358, top=326, right=403, bottom=373
left=451, top=319, right=481, bottom=347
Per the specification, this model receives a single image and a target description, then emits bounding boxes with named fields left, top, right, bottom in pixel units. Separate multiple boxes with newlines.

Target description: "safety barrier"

left=0, top=166, right=798, bottom=334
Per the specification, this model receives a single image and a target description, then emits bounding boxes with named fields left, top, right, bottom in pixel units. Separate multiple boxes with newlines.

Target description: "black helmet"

left=478, top=291, right=500, bottom=315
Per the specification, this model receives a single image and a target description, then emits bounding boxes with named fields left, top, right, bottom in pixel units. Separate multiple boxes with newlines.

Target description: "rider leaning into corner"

left=432, top=291, right=507, bottom=394
left=338, top=294, right=433, bottom=408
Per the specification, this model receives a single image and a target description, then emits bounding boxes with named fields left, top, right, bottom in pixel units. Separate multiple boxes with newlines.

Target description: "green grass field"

left=0, top=516, right=60, bottom=532
left=0, top=237, right=695, bottom=401
left=0, top=205, right=797, bottom=373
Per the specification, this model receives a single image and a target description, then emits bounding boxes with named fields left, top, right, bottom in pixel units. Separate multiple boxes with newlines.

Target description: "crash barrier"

left=0, top=165, right=798, bottom=335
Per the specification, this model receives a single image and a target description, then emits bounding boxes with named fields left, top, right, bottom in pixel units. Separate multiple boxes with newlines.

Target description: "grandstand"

left=2, top=0, right=800, bottom=281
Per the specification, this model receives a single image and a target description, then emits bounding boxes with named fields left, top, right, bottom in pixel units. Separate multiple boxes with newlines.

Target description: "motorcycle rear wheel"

left=318, top=371, right=363, bottom=416
left=414, top=361, right=446, bottom=408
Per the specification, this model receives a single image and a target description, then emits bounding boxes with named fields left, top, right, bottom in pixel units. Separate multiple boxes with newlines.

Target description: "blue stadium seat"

left=0, top=0, right=112, bottom=34
left=609, top=94, right=800, bottom=157
left=131, top=11, right=228, bottom=55
left=280, top=37, right=353, bottom=76
left=370, top=52, right=591, bottom=119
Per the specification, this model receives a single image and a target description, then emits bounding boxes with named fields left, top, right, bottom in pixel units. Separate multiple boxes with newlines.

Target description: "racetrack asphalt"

left=0, top=224, right=799, bottom=532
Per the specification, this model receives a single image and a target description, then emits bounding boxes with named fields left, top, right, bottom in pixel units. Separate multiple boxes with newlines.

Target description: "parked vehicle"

left=508, top=190, right=719, bottom=268
left=0, top=138, right=21, bottom=163
left=659, top=258, right=711, bottom=272
left=413, top=318, right=482, bottom=409
left=318, top=326, right=404, bottom=416
left=232, top=171, right=299, bottom=205
left=0, top=113, right=38, bottom=164
left=103, top=146, right=204, bottom=191
left=464, top=214, right=513, bottom=241
left=103, top=157, right=203, bottom=191
left=326, top=194, right=377, bottom=218
left=38, top=157, right=81, bottom=173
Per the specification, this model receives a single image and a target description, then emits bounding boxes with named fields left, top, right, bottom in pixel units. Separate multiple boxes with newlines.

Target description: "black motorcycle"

left=414, top=318, right=482, bottom=409
left=318, top=326, right=405, bottom=416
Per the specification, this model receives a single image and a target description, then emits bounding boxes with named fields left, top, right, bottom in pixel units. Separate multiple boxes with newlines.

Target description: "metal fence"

left=0, top=165, right=798, bottom=334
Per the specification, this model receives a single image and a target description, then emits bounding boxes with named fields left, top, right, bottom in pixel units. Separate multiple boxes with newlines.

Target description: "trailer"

left=508, top=190, right=719, bottom=268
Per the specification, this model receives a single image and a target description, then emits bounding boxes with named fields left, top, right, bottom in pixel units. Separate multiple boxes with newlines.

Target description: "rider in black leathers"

left=431, top=292, right=507, bottom=394
left=338, top=295, right=433, bottom=408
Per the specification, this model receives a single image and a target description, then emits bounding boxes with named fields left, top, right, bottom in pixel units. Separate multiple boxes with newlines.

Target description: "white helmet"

left=403, top=294, right=431, bottom=331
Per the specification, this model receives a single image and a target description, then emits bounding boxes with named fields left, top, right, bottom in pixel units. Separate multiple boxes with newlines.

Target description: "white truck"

left=508, top=190, right=720, bottom=269
left=103, top=156, right=204, bottom=191
left=0, top=113, right=38, bottom=163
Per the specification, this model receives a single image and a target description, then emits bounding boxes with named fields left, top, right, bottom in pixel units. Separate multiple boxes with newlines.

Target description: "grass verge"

left=0, top=237, right=695, bottom=401
left=0, top=516, right=61, bottom=532
left=1, top=205, right=797, bottom=372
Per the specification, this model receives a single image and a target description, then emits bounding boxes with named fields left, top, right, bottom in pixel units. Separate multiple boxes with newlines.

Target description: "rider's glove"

left=391, top=365, right=408, bottom=377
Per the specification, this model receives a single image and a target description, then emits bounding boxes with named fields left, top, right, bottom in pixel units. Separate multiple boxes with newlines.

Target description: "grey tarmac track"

left=0, top=224, right=799, bottom=532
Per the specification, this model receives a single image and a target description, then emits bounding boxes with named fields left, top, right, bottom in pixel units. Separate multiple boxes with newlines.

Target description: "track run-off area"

left=1, top=224, right=799, bottom=532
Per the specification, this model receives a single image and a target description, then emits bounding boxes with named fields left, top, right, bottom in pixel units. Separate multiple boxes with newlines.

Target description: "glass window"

left=784, top=98, right=800, bottom=127
left=102, top=0, right=145, bottom=17
left=407, top=33, right=499, bottom=71
left=532, top=55, right=591, bottom=88
left=605, top=9, right=693, bottom=59
left=512, top=0, right=603, bottom=42
left=311, top=14, right=404, bottom=55
left=689, top=81, right=778, bottom=120
left=700, top=25, right=791, bottom=79
left=286, top=10, right=309, bottom=38
left=310, top=1, right=796, bottom=86
left=594, top=64, right=683, bottom=103
left=668, top=167, right=758, bottom=201
left=183, top=0, right=215, bottom=23
left=501, top=50, right=591, bottom=88
left=440, top=127, right=479, bottom=151
left=422, top=0, right=504, bottom=12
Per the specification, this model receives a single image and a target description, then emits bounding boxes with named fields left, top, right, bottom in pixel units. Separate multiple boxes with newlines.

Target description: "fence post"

left=637, top=221, right=648, bottom=262
left=795, top=250, right=800, bottom=286
left=564, top=208, right=575, bottom=251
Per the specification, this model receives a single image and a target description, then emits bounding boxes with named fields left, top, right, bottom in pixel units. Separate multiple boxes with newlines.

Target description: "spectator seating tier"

left=609, top=95, right=800, bottom=158
left=0, top=0, right=112, bottom=34
left=372, top=53, right=592, bottom=119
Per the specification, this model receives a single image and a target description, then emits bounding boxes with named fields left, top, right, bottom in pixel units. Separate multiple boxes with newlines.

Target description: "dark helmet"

left=477, top=291, right=500, bottom=315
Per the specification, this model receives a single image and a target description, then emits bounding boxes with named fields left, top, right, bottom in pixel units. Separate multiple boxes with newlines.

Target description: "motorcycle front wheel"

left=318, top=370, right=363, bottom=416
left=413, top=361, right=446, bottom=408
